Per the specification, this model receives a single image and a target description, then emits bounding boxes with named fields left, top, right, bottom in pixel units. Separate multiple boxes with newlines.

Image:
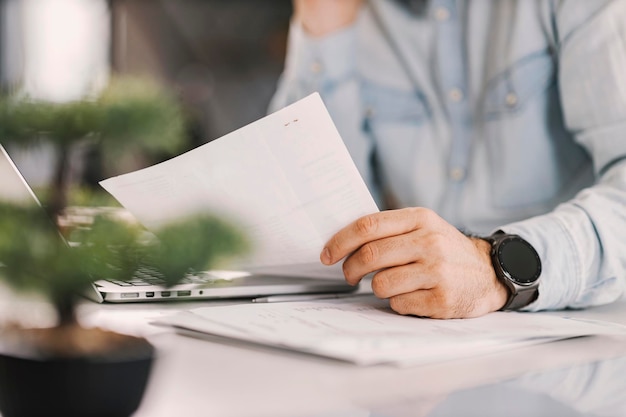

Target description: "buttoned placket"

left=431, top=0, right=471, bottom=226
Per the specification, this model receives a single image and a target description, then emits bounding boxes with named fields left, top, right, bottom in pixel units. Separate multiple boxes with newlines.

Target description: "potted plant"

left=0, top=78, right=247, bottom=417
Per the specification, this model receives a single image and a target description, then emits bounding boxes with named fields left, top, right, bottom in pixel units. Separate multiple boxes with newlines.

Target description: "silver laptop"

left=0, top=144, right=357, bottom=303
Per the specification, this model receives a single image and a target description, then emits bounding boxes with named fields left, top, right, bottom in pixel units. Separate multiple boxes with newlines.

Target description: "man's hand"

left=320, top=207, right=509, bottom=318
left=293, top=0, right=363, bottom=37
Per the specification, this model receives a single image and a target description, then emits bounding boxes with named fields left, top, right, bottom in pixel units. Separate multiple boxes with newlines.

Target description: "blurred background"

left=0, top=0, right=292, bottom=189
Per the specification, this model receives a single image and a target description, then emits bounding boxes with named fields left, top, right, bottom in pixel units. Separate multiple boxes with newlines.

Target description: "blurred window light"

left=0, top=0, right=111, bottom=187
left=20, top=0, right=110, bottom=102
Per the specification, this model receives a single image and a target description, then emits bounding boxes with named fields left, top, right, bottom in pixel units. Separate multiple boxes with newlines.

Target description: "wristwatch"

left=487, top=232, right=541, bottom=311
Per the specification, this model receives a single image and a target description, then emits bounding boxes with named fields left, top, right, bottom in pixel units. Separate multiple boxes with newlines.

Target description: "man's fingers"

left=370, top=264, right=438, bottom=298
left=341, top=233, right=427, bottom=284
left=389, top=288, right=486, bottom=319
left=322, top=207, right=440, bottom=265
left=388, top=291, right=452, bottom=319
left=388, top=291, right=438, bottom=318
left=294, top=0, right=363, bottom=37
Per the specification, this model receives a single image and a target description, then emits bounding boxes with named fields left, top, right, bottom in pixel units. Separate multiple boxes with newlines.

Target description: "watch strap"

left=501, top=284, right=539, bottom=311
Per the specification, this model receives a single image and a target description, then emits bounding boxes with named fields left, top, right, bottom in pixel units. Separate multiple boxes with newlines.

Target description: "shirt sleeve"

left=269, top=22, right=357, bottom=108
left=501, top=0, right=626, bottom=311
left=269, top=19, right=382, bottom=205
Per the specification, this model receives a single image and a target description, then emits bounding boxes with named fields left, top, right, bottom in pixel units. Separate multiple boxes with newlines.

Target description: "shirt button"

left=505, top=92, right=518, bottom=107
left=310, top=61, right=323, bottom=74
left=450, top=167, right=466, bottom=181
left=448, top=88, right=464, bottom=103
left=434, top=7, right=450, bottom=21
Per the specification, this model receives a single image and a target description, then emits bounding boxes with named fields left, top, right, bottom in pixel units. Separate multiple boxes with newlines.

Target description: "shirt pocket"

left=482, top=49, right=591, bottom=211
left=483, top=49, right=555, bottom=119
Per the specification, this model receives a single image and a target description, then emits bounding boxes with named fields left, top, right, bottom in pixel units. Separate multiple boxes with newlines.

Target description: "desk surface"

left=3, top=282, right=626, bottom=417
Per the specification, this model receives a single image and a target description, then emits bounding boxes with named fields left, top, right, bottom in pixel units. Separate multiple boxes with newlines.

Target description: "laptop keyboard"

left=105, top=266, right=217, bottom=287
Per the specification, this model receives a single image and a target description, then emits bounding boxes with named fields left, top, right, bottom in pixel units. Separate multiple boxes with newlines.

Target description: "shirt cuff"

left=496, top=206, right=596, bottom=312
left=283, top=21, right=357, bottom=89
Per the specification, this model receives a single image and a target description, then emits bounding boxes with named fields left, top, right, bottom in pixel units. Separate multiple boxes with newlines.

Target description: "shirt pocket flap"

left=484, top=50, right=555, bottom=118
left=362, top=82, right=429, bottom=124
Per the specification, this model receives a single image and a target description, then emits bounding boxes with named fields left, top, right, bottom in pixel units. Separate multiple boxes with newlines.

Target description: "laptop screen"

left=0, top=144, right=45, bottom=208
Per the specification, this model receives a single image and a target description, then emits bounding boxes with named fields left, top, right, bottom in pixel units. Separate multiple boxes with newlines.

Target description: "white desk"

left=70, top=284, right=626, bottom=417
left=5, top=284, right=626, bottom=417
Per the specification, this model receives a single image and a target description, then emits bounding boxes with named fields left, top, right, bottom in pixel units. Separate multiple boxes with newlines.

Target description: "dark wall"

left=110, top=0, right=293, bottom=148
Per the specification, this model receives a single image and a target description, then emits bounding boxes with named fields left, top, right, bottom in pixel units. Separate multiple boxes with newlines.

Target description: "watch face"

left=498, top=237, right=541, bottom=285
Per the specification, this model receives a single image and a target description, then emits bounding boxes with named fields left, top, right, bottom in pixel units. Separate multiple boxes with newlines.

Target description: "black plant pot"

left=0, top=328, right=155, bottom=417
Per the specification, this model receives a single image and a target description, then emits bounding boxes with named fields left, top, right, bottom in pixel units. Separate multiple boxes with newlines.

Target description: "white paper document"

left=100, top=93, right=379, bottom=278
left=158, top=296, right=626, bottom=366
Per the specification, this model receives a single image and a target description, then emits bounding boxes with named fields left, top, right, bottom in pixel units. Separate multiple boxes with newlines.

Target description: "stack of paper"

left=159, top=296, right=626, bottom=366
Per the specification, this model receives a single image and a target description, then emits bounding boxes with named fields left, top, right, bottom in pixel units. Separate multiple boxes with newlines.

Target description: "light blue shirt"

left=270, top=0, right=626, bottom=311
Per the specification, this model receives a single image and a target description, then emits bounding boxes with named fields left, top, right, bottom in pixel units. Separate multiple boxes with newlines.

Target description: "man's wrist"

left=470, top=237, right=510, bottom=312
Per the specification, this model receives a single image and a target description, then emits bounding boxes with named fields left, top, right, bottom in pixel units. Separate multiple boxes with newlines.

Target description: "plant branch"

left=49, top=143, right=70, bottom=223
